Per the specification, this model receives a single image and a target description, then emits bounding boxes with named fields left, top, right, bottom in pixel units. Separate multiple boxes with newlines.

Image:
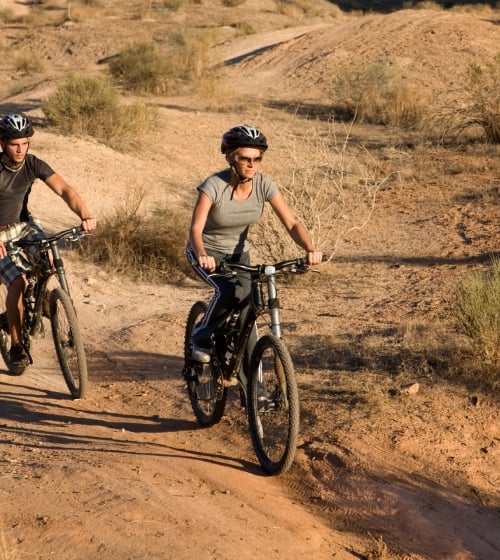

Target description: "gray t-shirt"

left=0, top=153, right=54, bottom=225
left=199, top=169, right=279, bottom=254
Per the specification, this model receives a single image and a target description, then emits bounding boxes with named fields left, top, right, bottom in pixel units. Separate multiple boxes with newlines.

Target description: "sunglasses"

left=234, top=154, right=263, bottom=165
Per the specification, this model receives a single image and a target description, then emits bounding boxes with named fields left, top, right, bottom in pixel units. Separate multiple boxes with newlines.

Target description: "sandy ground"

left=0, top=1, right=499, bottom=559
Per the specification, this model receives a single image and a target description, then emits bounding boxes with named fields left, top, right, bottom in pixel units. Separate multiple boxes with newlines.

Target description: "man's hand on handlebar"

left=306, top=250, right=323, bottom=266
left=81, top=217, right=97, bottom=233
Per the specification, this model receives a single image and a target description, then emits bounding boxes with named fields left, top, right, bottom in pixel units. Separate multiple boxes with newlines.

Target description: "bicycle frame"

left=8, top=227, right=83, bottom=339
left=209, top=258, right=308, bottom=382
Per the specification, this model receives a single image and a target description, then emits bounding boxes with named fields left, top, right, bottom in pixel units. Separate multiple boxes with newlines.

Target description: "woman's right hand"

left=198, top=254, right=216, bottom=272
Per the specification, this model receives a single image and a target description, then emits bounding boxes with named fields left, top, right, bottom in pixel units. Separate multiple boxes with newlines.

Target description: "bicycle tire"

left=183, top=301, right=226, bottom=427
left=248, top=334, right=299, bottom=475
left=49, top=287, right=88, bottom=398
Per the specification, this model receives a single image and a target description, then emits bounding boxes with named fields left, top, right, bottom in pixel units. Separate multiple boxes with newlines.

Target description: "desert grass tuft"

left=452, top=257, right=500, bottom=372
left=78, top=192, right=192, bottom=283
left=332, top=61, right=429, bottom=128
left=435, top=53, right=500, bottom=144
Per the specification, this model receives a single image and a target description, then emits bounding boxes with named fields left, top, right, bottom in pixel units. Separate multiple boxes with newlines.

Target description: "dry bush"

left=452, top=257, right=500, bottom=371
left=78, top=191, right=192, bottom=283
left=15, top=49, right=46, bottom=74
left=42, top=74, right=156, bottom=150
left=435, top=53, right=500, bottom=144
left=108, top=42, right=176, bottom=95
left=249, top=118, right=393, bottom=261
left=333, top=61, right=429, bottom=128
left=109, top=31, right=222, bottom=97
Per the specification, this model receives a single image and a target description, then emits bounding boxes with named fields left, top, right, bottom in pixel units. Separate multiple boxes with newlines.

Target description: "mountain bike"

left=0, top=226, right=89, bottom=398
left=183, top=257, right=314, bottom=475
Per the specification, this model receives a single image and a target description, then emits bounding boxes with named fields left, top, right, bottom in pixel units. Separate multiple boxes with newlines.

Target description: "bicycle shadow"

left=0, top=351, right=261, bottom=475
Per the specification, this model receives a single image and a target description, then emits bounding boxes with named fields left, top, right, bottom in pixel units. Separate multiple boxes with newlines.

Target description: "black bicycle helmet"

left=221, top=125, right=268, bottom=154
left=0, top=113, right=34, bottom=139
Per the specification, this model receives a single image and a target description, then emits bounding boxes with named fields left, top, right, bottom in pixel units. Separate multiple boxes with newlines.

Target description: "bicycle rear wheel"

left=49, top=287, right=88, bottom=398
left=183, top=301, right=226, bottom=427
left=248, top=334, right=299, bottom=475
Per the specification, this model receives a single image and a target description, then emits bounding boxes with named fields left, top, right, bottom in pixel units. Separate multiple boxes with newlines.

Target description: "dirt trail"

left=1, top=2, right=499, bottom=559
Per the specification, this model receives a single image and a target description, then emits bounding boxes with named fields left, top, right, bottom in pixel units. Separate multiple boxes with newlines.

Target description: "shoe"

left=191, top=342, right=211, bottom=363
left=9, top=344, right=29, bottom=373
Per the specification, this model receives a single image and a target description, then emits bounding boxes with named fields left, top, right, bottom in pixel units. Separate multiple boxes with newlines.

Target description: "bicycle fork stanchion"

left=49, top=240, right=71, bottom=294
left=264, top=267, right=282, bottom=338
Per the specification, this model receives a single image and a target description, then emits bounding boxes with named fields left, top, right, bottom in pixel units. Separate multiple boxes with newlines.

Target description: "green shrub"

left=42, top=75, right=155, bottom=149
left=453, top=257, right=500, bottom=368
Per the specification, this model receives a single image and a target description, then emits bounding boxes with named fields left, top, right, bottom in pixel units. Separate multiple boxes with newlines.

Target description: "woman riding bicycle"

left=186, top=124, right=322, bottom=364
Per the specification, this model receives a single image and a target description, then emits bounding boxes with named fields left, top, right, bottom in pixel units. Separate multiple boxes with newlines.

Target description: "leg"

left=6, top=275, right=26, bottom=347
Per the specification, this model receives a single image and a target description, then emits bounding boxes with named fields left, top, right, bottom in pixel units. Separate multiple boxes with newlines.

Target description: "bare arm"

left=45, top=173, right=97, bottom=232
left=269, top=191, right=322, bottom=265
left=189, top=191, right=216, bottom=271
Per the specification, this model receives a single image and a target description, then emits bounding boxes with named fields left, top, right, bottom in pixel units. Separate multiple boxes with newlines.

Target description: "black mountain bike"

left=0, top=226, right=89, bottom=398
left=183, top=257, right=314, bottom=475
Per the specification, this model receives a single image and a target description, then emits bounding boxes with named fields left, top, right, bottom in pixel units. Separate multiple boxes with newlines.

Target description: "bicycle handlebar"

left=6, top=225, right=87, bottom=252
left=215, top=257, right=310, bottom=277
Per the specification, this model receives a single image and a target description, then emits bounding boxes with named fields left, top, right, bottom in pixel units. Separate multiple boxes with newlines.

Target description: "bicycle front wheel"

left=248, top=334, right=299, bottom=475
left=49, top=288, right=88, bottom=399
left=183, top=301, right=226, bottom=427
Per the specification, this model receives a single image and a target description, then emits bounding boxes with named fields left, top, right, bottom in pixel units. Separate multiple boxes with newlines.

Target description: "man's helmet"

left=221, top=125, right=268, bottom=154
left=0, top=113, right=34, bottom=139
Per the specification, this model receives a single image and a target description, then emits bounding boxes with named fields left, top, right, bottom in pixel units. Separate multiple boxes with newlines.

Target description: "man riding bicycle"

left=0, top=113, right=96, bottom=371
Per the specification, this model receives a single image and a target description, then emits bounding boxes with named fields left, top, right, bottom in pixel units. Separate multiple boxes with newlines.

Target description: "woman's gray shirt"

left=198, top=169, right=278, bottom=255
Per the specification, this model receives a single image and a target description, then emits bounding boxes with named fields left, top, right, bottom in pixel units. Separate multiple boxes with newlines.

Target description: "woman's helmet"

left=221, top=125, right=268, bottom=154
left=0, top=113, right=34, bottom=139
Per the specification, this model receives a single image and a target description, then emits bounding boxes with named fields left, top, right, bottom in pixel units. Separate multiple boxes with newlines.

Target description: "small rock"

left=401, top=382, right=420, bottom=395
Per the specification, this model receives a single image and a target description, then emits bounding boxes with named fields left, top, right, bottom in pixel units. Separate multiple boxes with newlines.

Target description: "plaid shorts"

left=0, top=222, right=46, bottom=287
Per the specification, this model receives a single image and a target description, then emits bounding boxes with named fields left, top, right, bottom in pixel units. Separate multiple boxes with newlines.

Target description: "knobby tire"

left=248, top=334, right=299, bottom=475
left=49, top=287, right=88, bottom=399
left=184, top=301, right=226, bottom=427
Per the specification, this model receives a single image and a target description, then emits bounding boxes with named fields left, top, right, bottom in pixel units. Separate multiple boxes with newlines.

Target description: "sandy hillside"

left=0, top=2, right=499, bottom=560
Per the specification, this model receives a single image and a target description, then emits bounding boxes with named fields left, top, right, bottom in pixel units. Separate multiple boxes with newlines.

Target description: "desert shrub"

left=78, top=193, right=192, bottom=283
left=109, top=32, right=220, bottom=96
left=249, top=119, right=392, bottom=261
left=42, top=75, right=155, bottom=149
left=435, top=53, right=500, bottom=143
left=333, top=61, right=428, bottom=127
left=453, top=257, right=500, bottom=369
left=108, top=42, right=176, bottom=95
left=15, top=49, right=46, bottom=74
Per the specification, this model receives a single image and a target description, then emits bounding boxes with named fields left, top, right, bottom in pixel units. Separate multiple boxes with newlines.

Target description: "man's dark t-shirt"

left=0, top=153, right=54, bottom=225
